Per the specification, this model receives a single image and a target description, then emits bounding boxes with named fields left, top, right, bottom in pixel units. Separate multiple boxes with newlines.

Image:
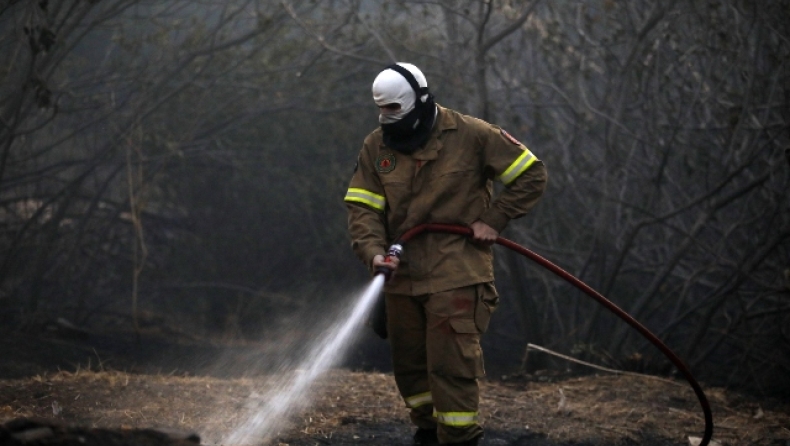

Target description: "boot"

left=413, top=427, right=439, bottom=445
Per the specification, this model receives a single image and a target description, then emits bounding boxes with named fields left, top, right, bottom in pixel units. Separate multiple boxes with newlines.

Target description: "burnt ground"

left=0, top=327, right=789, bottom=446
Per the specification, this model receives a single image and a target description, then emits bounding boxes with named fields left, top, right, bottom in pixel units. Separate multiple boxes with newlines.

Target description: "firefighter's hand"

left=470, top=220, right=499, bottom=246
left=373, top=254, right=400, bottom=273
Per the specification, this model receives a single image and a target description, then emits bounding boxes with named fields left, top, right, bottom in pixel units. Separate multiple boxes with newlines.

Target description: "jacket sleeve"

left=344, top=140, right=389, bottom=272
left=477, top=126, right=548, bottom=233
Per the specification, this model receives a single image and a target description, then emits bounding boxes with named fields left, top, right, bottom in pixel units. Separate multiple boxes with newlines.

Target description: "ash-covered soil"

left=1, top=330, right=788, bottom=446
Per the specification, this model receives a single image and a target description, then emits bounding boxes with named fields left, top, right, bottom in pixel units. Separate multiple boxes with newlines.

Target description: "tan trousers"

left=386, top=283, right=498, bottom=444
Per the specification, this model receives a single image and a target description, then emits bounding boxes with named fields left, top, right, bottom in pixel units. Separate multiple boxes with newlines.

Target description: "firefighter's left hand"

left=470, top=220, right=499, bottom=246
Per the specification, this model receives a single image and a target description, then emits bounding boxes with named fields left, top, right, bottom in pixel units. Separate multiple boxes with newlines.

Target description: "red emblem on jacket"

left=376, top=153, right=396, bottom=173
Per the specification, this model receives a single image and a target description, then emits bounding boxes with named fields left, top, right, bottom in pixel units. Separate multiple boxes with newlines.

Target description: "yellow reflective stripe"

left=405, top=391, right=433, bottom=408
left=344, top=188, right=385, bottom=211
left=434, top=410, right=478, bottom=427
left=498, top=148, right=537, bottom=185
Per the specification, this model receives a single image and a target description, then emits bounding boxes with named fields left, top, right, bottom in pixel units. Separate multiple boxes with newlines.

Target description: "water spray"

left=221, top=275, right=387, bottom=445
left=221, top=245, right=403, bottom=445
left=388, top=223, right=714, bottom=446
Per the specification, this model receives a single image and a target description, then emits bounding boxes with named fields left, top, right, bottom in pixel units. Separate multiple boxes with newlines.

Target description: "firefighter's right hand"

left=373, top=254, right=399, bottom=277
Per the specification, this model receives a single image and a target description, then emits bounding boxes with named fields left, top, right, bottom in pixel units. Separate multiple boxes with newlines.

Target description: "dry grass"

left=1, top=326, right=788, bottom=445
left=2, top=367, right=789, bottom=445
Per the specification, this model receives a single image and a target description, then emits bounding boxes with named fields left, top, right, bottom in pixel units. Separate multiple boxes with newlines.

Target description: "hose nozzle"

left=386, top=243, right=403, bottom=259
left=375, top=243, right=403, bottom=281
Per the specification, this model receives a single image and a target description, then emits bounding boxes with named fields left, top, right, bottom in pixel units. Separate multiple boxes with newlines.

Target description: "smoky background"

left=1, top=0, right=788, bottom=396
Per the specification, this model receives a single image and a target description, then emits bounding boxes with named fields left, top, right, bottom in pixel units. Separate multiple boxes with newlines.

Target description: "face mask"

left=380, top=102, right=436, bottom=154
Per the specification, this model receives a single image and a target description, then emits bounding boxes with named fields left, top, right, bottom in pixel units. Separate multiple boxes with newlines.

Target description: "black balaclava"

left=372, top=63, right=437, bottom=154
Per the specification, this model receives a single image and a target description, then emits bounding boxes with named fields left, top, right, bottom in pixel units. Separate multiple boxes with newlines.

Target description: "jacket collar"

left=410, top=104, right=455, bottom=161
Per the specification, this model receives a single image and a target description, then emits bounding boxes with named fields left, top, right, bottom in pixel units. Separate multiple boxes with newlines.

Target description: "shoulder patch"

left=500, top=129, right=521, bottom=145
left=376, top=152, right=396, bottom=173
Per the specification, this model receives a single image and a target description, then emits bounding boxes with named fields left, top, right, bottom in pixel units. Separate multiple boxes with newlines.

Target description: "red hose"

left=395, top=223, right=713, bottom=446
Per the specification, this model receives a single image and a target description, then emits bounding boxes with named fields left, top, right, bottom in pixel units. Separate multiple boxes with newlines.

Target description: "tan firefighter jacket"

left=345, top=105, right=547, bottom=295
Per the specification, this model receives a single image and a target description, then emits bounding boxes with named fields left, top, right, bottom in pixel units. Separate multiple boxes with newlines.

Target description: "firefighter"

left=344, top=63, right=547, bottom=446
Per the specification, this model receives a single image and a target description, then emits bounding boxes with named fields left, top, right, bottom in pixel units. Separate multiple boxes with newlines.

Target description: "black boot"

left=413, top=427, right=439, bottom=445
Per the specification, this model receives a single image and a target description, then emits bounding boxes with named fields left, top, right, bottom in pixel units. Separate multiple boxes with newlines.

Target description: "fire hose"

left=375, top=223, right=713, bottom=446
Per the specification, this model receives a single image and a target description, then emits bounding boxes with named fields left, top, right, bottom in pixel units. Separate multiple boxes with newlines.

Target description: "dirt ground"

left=1, top=328, right=789, bottom=446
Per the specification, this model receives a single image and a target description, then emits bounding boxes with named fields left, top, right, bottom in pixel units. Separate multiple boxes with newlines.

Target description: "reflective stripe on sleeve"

left=497, top=148, right=537, bottom=185
left=344, top=188, right=386, bottom=211
left=434, top=410, right=479, bottom=427
left=405, top=391, right=433, bottom=409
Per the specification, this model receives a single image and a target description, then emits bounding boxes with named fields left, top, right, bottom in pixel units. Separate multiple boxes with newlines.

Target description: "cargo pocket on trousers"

left=474, top=282, right=499, bottom=333
left=447, top=318, right=484, bottom=378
